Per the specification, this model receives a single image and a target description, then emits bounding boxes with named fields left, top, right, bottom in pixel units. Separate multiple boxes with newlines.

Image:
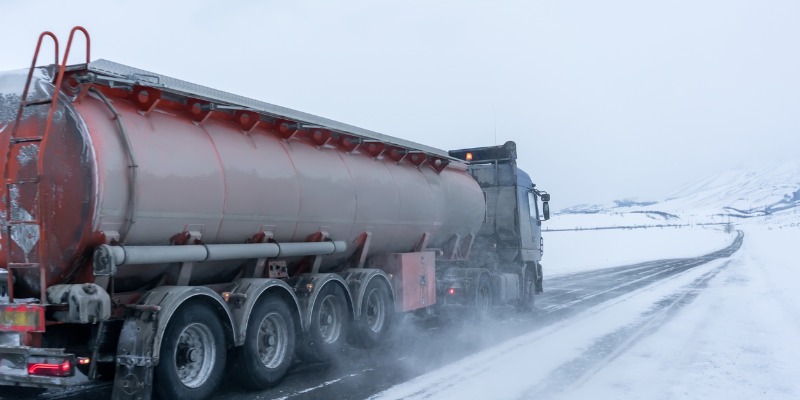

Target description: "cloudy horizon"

left=2, top=0, right=797, bottom=207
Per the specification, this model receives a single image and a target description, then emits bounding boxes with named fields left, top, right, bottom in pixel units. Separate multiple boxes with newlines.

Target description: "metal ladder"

left=4, top=27, right=90, bottom=303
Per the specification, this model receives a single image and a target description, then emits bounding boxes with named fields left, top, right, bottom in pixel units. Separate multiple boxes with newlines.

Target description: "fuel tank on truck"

left=0, top=61, right=486, bottom=296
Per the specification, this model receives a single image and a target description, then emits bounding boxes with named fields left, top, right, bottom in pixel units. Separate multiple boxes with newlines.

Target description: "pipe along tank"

left=0, top=28, right=549, bottom=400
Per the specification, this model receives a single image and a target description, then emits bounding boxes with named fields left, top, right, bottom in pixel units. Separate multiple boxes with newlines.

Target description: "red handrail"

left=44, top=26, right=91, bottom=140
left=10, top=31, right=59, bottom=138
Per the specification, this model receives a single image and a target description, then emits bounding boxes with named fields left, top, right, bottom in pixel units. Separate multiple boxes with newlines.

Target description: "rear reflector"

left=27, top=356, right=74, bottom=377
left=0, top=304, right=45, bottom=332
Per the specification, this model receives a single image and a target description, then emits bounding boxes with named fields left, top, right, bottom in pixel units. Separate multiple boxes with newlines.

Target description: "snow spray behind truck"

left=0, top=27, right=550, bottom=400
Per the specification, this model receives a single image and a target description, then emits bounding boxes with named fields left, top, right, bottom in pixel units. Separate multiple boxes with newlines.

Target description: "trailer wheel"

left=231, top=295, right=295, bottom=389
left=154, top=302, right=226, bottom=400
left=352, top=279, right=393, bottom=347
left=473, top=275, right=492, bottom=320
left=303, top=283, right=348, bottom=361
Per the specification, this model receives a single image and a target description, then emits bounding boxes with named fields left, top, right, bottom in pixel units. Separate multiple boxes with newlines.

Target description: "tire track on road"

left=519, top=259, right=733, bottom=400
left=369, top=232, right=743, bottom=400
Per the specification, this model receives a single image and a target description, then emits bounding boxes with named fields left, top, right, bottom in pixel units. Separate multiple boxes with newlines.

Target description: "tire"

left=230, top=296, right=296, bottom=390
left=518, top=266, right=536, bottom=312
left=473, top=275, right=492, bottom=321
left=153, top=302, right=226, bottom=400
left=536, top=262, right=544, bottom=294
left=0, top=386, right=46, bottom=399
left=302, top=283, right=349, bottom=362
left=352, top=279, right=393, bottom=347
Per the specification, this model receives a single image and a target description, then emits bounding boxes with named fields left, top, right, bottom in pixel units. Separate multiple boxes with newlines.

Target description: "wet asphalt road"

left=24, top=231, right=743, bottom=400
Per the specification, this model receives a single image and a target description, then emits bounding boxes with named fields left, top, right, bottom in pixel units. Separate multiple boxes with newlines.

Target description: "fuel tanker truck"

left=0, top=27, right=550, bottom=399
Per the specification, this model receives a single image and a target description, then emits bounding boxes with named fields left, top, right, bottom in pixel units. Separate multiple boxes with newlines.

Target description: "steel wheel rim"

left=173, top=322, right=216, bottom=388
left=365, top=288, right=386, bottom=333
left=257, top=312, right=289, bottom=369
left=317, top=294, right=342, bottom=344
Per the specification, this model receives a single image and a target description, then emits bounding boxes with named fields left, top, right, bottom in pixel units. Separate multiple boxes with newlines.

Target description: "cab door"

left=518, top=188, right=542, bottom=262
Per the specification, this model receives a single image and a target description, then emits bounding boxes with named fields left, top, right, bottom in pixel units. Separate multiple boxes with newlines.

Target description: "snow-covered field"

left=370, top=211, right=800, bottom=399
left=545, top=223, right=735, bottom=276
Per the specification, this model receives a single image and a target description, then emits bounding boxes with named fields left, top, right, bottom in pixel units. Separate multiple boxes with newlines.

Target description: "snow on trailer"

left=0, top=27, right=550, bottom=400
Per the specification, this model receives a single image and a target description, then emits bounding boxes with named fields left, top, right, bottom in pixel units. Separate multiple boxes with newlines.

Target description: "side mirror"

left=542, top=201, right=550, bottom=221
left=541, top=193, right=550, bottom=202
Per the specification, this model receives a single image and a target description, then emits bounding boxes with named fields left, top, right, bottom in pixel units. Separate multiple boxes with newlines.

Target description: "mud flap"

left=112, top=309, right=158, bottom=400
left=112, top=364, right=154, bottom=400
left=535, top=262, right=544, bottom=294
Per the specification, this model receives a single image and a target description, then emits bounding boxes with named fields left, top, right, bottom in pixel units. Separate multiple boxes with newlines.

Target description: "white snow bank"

left=547, top=212, right=683, bottom=230
left=544, top=225, right=735, bottom=276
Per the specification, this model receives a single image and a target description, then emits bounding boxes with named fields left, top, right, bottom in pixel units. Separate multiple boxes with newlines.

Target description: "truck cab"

left=446, top=141, right=550, bottom=310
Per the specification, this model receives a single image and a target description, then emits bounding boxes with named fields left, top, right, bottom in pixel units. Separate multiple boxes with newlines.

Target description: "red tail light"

left=27, top=357, right=74, bottom=377
left=448, top=288, right=456, bottom=295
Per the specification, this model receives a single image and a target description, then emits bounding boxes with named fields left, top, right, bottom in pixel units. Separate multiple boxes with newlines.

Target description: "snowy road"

left=24, top=232, right=743, bottom=400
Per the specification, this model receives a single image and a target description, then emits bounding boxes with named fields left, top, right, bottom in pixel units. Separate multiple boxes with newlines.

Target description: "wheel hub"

left=365, top=289, right=385, bottom=332
left=172, top=323, right=217, bottom=389
left=317, top=294, right=342, bottom=344
left=257, top=312, right=289, bottom=369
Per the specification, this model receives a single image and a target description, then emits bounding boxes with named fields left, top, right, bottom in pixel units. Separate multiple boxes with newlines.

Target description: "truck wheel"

left=518, top=267, right=536, bottom=312
left=352, top=279, right=393, bottom=347
left=473, top=275, right=492, bottom=320
left=536, top=263, right=544, bottom=294
left=303, top=283, right=348, bottom=362
left=154, top=303, right=226, bottom=400
left=231, top=295, right=295, bottom=389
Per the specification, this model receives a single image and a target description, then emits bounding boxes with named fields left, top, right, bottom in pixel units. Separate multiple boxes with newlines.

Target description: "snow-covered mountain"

left=561, top=159, right=800, bottom=218
left=560, top=199, right=657, bottom=214
left=657, top=160, right=800, bottom=216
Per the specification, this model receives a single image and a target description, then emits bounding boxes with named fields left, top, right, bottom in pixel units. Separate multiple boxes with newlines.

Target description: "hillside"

left=559, top=159, right=800, bottom=221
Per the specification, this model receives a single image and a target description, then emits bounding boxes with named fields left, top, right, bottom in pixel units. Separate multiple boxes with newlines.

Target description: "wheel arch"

left=229, top=278, right=302, bottom=346
left=289, top=273, right=355, bottom=331
left=341, top=268, right=395, bottom=317
left=147, top=286, right=236, bottom=363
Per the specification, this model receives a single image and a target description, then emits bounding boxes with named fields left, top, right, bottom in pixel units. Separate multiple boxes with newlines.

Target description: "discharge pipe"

left=93, top=241, right=347, bottom=270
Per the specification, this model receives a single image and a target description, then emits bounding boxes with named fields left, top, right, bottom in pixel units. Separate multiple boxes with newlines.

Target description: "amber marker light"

left=465, top=152, right=473, bottom=161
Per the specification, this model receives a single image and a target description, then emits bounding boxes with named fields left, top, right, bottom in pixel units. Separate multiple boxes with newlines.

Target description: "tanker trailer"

left=0, top=27, right=550, bottom=400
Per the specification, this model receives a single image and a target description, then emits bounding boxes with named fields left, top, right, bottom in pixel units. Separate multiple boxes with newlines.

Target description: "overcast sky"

left=1, top=0, right=798, bottom=208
